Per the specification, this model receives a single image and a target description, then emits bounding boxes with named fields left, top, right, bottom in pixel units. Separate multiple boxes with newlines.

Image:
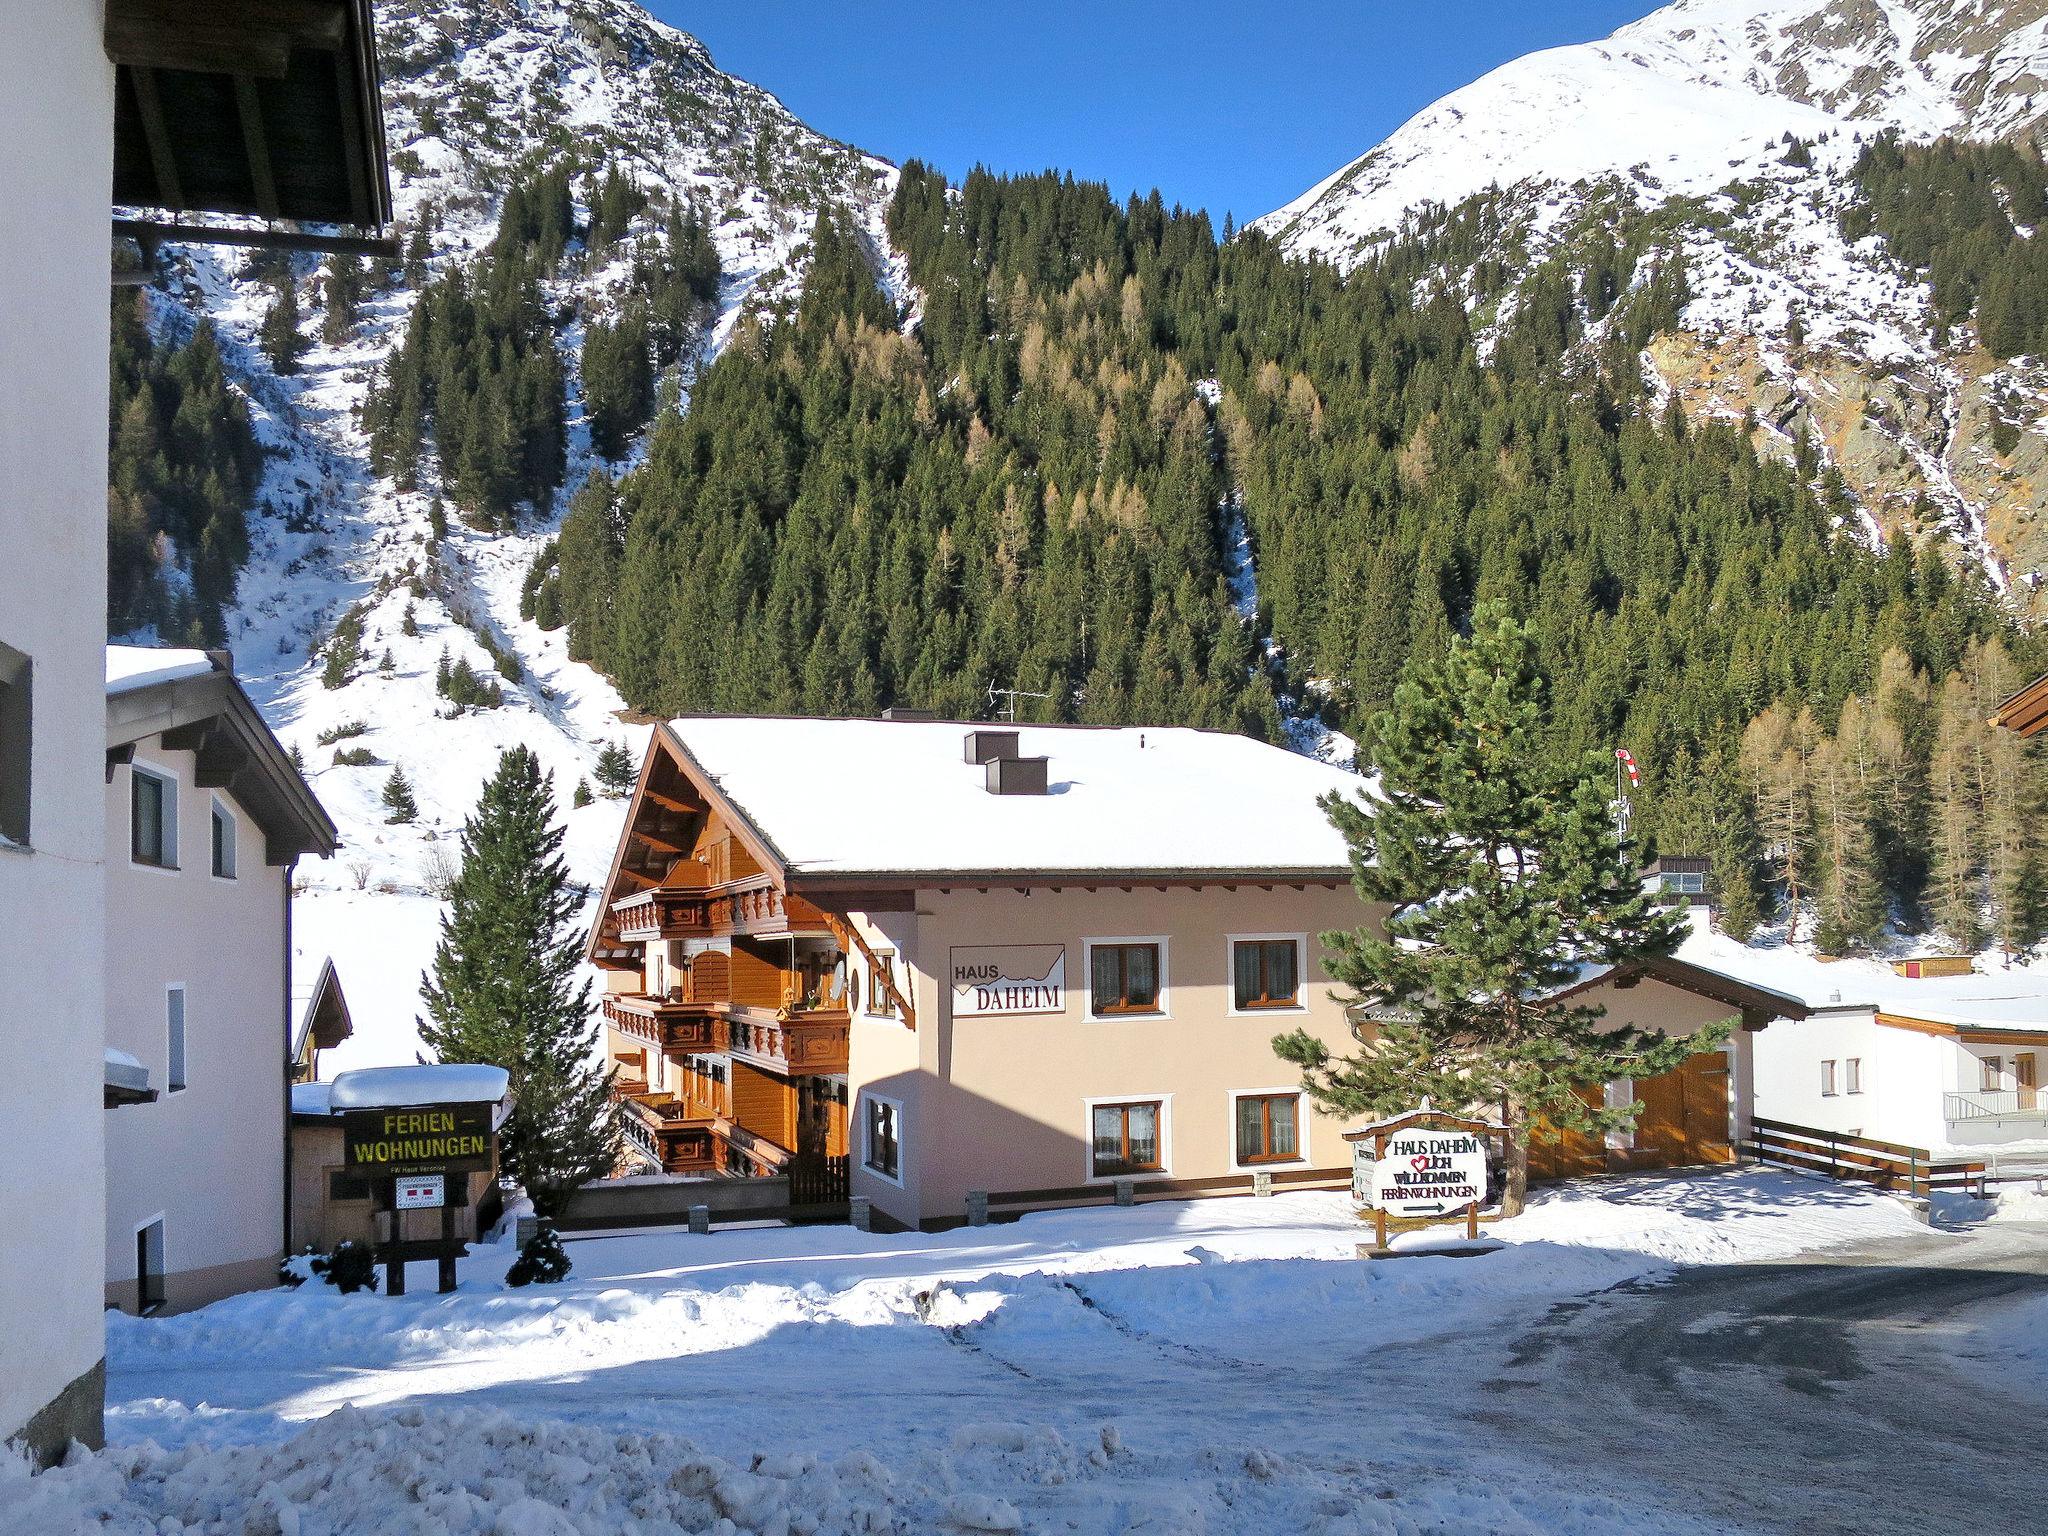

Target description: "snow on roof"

left=1675, top=915, right=2048, bottom=1033
left=291, top=1081, right=333, bottom=1117
left=668, top=717, right=1366, bottom=878
left=104, top=1047, right=149, bottom=1096
left=106, top=644, right=215, bottom=695
left=326, top=1063, right=510, bottom=1111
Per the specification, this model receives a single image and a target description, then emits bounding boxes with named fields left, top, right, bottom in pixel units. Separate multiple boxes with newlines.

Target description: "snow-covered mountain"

left=131, top=0, right=896, bottom=1069
left=1257, top=0, right=2048, bottom=611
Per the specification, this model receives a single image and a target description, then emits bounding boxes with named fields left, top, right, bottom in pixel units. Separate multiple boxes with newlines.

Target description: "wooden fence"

left=1748, top=1116, right=1987, bottom=1198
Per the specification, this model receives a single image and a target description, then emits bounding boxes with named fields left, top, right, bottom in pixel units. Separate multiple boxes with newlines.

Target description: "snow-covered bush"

left=506, top=1223, right=571, bottom=1287
left=310, top=1238, right=379, bottom=1294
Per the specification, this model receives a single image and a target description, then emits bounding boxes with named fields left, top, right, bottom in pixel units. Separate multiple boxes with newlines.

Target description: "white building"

left=1683, top=922, right=2048, bottom=1158
left=0, top=0, right=118, bottom=1463
left=104, top=648, right=336, bottom=1313
left=0, top=0, right=387, bottom=1460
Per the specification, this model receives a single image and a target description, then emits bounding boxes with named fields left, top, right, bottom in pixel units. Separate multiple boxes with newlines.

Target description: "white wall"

left=0, top=0, right=114, bottom=1450
left=1751, top=1009, right=1949, bottom=1151
left=105, top=753, right=289, bottom=1310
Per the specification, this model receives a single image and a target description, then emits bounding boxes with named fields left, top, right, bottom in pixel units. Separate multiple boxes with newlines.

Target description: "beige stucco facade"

left=104, top=749, right=290, bottom=1314
left=0, top=0, right=116, bottom=1461
left=846, top=894, right=1762, bottom=1230
left=846, top=883, right=1378, bottom=1229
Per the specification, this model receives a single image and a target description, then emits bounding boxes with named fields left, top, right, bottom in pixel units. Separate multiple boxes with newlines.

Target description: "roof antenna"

left=986, top=679, right=1052, bottom=723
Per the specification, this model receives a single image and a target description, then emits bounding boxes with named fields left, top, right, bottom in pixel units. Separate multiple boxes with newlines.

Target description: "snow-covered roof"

left=105, top=645, right=215, bottom=696
left=666, top=717, right=1366, bottom=879
left=326, top=1064, right=511, bottom=1112
left=291, top=1082, right=333, bottom=1117
left=1676, top=916, right=2048, bottom=1034
left=103, top=1047, right=149, bottom=1096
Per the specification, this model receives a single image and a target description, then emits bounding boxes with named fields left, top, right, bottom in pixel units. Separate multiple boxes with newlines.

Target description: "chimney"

left=963, top=729, right=1019, bottom=765
left=984, top=756, right=1049, bottom=796
left=881, top=706, right=934, bottom=722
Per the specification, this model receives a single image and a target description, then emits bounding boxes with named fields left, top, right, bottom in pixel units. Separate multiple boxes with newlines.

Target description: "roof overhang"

left=104, top=1053, right=155, bottom=1108
left=292, top=955, right=354, bottom=1059
left=1876, top=1011, right=2048, bottom=1047
left=1992, top=670, right=2048, bottom=738
left=1555, top=954, right=1812, bottom=1026
left=107, top=0, right=392, bottom=251
left=107, top=655, right=339, bottom=863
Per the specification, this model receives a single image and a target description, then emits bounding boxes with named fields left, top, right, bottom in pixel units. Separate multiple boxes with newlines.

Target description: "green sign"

left=341, top=1102, right=494, bottom=1178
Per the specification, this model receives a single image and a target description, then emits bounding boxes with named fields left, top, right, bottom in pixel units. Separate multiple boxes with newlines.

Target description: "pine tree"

left=572, top=778, right=593, bottom=809
left=594, top=740, right=636, bottom=799
left=382, top=765, right=418, bottom=824
left=261, top=275, right=304, bottom=375
left=1271, top=604, right=1696, bottom=1214
left=321, top=253, right=364, bottom=343
left=418, top=747, right=618, bottom=1217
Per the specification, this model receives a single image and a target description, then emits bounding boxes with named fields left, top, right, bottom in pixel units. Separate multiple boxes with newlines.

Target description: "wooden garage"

left=1529, top=956, right=1808, bottom=1181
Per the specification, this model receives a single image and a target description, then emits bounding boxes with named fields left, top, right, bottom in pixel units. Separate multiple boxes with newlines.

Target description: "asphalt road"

left=1467, top=1219, right=2048, bottom=1536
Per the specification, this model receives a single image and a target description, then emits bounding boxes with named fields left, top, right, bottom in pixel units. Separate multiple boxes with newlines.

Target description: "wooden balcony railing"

left=728, top=1012, right=849, bottom=1075
left=602, top=994, right=730, bottom=1054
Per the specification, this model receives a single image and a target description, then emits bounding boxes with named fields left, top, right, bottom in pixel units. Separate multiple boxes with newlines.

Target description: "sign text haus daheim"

left=342, top=1103, right=494, bottom=1179
left=950, top=944, right=1067, bottom=1018
left=1364, top=1128, right=1491, bottom=1217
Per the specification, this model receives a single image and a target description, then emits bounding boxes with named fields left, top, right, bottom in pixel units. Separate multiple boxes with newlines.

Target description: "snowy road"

left=14, top=1175, right=2048, bottom=1534
left=1469, top=1219, right=2048, bottom=1536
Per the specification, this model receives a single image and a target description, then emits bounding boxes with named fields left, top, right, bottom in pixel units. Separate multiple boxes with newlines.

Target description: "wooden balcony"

left=611, top=888, right=712, bottom=943
left=609, top=879, right=832, bottom=943
left=728, top=1011, right=850, bottom=1075
left=602, top=993, right=729, bottom=1054
left=619, top=1093, right=724, bottom=1175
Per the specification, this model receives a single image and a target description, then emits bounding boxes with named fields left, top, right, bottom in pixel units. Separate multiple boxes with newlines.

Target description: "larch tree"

left=419, top=746, right=617, bottom=1220
left=1271, top=603, right=1698, bottom=1215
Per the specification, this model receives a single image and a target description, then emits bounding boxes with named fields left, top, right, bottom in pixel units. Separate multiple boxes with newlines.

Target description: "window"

left=1091, top=1100, right=1163, bottom=1177
left=1982, top=1056, right=2004, bottom=1093
left=1845, top=1058, right=1863, bottom=1096
left=135, top=1219, right=166, bottom=1313
left=167, top=986, right=187, bottom=1093
left=1234, top=1092, right=1303, bottom=1165
left=1660, top=871, right=1706, bottom=895
left=131, top=764, right=177, bottom=868
left=0, top=641, right=29, bottom=848
left=1231, top=938, right=1302, bottom=1011
left=865, top=952, right=898, bottom=1017
left=210, top=798, right=237, bottom=879
left=1089, top=941, right=1163, bottom=1017
left=1819, top=1059, right=1837, bottom=1097
left=863, top=1095, right=901, bottom=1183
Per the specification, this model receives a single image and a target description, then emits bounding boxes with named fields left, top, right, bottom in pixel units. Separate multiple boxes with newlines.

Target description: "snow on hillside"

left=1258, top=0, right=2048, bottom=260
left=1255, top=0, right=2048, bottom=610
left=125, top=0, right=897, bottom=1068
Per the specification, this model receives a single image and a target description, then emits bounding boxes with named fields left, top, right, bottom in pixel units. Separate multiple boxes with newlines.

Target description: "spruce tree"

left=260, top=275, right=304, bottom=375
left=418, top=747, right=618, bottom=1218
left=1272, top=604, right=1697, bottom=1214
left=594, top=740, right=636, bottom=799
left=382, top=765, right=418, bottom=824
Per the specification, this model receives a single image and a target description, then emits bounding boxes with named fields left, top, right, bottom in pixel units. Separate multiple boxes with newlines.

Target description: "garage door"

left=1630, top=1050, right=1732, bottom=1168
left=1526, top=1085, right=1607, bottom=1181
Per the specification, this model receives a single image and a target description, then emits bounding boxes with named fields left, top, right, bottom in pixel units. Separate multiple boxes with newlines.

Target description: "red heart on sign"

left=1410, top=1155, right=1429, bottom=1172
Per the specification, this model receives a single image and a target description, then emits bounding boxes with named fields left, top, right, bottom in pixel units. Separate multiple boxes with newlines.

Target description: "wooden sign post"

left=1345, top=1105, right=1507, bottom=1260
left=341, top=1101, right=496, bottom=1296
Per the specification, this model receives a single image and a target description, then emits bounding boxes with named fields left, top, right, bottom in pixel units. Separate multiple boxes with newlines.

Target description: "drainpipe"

left=281, top=860, right=296, bottom=1262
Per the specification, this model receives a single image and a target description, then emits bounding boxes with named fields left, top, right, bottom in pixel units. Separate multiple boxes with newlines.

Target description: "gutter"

left=281, top=860, right=295, bottom=1262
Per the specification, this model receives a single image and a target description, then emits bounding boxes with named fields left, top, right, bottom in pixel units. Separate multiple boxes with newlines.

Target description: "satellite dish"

left=829, top=957, right=849, bottom=1004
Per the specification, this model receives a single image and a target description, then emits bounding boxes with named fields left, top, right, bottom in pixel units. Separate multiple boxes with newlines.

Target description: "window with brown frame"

left=1232, top=939, right=1300, bottom=1010
left=1090, top=942, right=1161, bottom=1016
left=1234, top=1092, right=1302, bottom=1164
left=1982, top=1056, right=2004, bottom=1093
left=1090, top=1100, right=1162, bottom=1176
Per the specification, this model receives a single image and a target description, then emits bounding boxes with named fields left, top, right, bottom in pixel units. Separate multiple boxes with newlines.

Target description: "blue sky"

left=648, top=2, right=1655, bottom=226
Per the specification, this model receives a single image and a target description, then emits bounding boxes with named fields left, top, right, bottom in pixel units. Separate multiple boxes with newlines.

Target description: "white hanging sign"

left=949, top=944, right=1066, bottom=1017
left=394, top=1174, right=446, bottom=1210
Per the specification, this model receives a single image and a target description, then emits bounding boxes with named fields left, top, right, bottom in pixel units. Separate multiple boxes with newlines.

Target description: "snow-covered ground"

left=7, top=1170, right=1945, bottom=1534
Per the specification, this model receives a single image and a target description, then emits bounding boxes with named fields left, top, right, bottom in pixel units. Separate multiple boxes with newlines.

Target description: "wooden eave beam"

left=105, top=0, right=345, bottom=77
left=233, top=74, right=281, bottom=222
left=331, top=45, right=373, bottom=230
left=129, top=67, right=186, bottom=210
left=633, top=828, right=687, bottom=857
left=644, top=789, right=703, bottom=816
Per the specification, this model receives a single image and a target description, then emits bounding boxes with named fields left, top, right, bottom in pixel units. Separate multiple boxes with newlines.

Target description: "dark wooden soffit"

left=1993, top=671, right=2048, bottom=738
left=1554, top=954, right=1812, bottom=1023
left=108, top=0, right=391, bottom=238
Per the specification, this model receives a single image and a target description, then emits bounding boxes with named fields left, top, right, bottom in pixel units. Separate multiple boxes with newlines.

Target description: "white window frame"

left=1819, top=1058, right=1837, bottom=1098
left=860, top=1091, right=905, bottom=1187
left=209, top=794, right=238, bottom=881
left=1980, top=1054, right=2004, bottom=1093
left=1083, top=1092, right=1173, bottom=1183
left=1845, top=1057, right=1863, bottom=1096
left=863, top=948, right=898, bottom=1019
left=1082, top=935, right=1172, bottom=1021
left=1225, top=932, right=1309, bottom=1017
left=166, top=982, right=188, bottom=1094
left=129, top=758, right=179, bottom=872
left=1227, top=1086, right=1308, bottom=1172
